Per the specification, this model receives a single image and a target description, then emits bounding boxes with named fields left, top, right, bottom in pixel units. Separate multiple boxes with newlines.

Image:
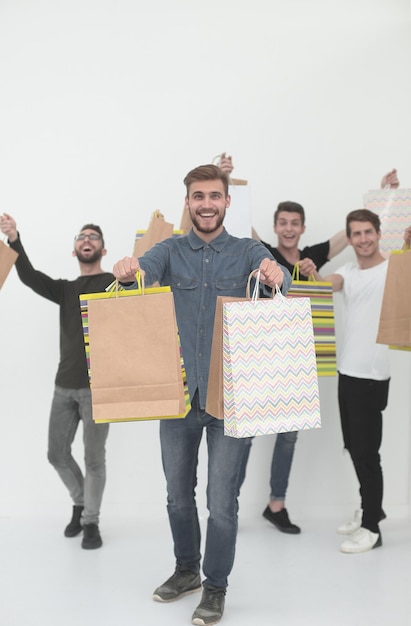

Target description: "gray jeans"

left=47, top=386, right=109, bottom=525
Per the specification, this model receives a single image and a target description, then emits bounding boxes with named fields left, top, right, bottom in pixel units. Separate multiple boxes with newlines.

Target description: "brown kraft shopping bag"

left=86, top=289, right=190, bottom=422
left=133, top=211, right=176, bottom=257
left=377, top=249, right=411, bottom=347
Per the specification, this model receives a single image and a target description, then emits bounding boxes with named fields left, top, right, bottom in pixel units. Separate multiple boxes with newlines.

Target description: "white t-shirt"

left=335, top=260, right=390, bottom=380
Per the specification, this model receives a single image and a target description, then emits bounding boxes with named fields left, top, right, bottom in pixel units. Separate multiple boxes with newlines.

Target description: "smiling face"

left=274, top=211, right=306, bottom=250
left=73, top=228, right=106, bottom=264
left=185, top=179, right=230, bottom=242
left=347, top=220, right=381, bottom=260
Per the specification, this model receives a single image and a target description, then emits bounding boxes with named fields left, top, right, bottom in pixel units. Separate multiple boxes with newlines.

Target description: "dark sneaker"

left=192, top=586, right=226, bottom=626
left=153, top=568, right=201, bottom=602
left=81, top=523, right=103, bottom=549
left=262, top=506, right=301, bottom=534
left=64, top=505, right=84, bottom=537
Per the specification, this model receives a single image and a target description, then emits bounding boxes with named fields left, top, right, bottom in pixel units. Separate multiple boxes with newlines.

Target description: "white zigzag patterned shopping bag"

left=223, top=290, right=321, bottom=438
left=363, top=188, right=411, bottom=257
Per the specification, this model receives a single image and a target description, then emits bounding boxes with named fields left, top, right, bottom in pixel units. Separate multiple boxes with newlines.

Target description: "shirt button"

left=205, top=258, right=209, bottom=263
left=204, top=283, right=208, bottom=287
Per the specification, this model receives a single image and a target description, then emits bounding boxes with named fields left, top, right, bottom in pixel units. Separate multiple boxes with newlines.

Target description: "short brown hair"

left=274, top=201, right=305, bottom=225
left=346, top=209, right=380, bottom=237
left=183, top=164, right=229, bottom=197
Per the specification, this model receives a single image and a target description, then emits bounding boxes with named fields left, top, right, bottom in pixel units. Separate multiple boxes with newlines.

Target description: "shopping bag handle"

left=291, top=264, right=317, bottom=283
left=392, top=244, right=410, bottom=255
left=151, top=210, right=166, bottom=221
left=105, top=271, right=145, bottom=297
left=246, top=269, right=280, bottom=300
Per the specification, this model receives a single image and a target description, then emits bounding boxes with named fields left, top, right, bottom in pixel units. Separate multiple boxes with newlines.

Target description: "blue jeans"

left=47, top=386, right=109, bottom=525
left=159, top=392, right=248, bottom=589
left=239, top=431, right=298, bottom=500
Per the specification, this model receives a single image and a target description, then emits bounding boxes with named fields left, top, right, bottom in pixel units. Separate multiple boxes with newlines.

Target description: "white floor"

left=1, top=512, right=410, bottom=626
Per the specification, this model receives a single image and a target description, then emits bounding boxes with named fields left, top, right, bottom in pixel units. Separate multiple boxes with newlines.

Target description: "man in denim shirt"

left=113, top=164, right=291, bottom=626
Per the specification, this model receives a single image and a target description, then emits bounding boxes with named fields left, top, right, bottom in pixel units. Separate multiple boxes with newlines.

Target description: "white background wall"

left=1, top=0, right=410, bottom=523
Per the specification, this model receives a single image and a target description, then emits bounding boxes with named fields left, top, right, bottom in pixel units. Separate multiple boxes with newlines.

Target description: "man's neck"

left=79, top=262, right=105, bottom=276
left=356, top=251, right=386, bottom=270
left=276, top=243, right=300, bottom=265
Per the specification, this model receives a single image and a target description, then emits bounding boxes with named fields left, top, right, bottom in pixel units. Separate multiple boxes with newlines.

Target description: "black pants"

left=338, top=373, right=390, bottom=533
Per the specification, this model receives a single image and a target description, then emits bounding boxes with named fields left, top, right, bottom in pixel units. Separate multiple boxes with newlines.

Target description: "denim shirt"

left=136, top=228, right=292, bottom=409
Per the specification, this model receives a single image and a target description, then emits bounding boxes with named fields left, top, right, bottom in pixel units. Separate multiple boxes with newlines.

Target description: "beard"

left=189, top=208, right=226, bottom=234
left=74, top=248, right=104, bottom=264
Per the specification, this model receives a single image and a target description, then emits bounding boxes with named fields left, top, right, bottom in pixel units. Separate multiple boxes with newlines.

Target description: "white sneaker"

left=340, top=527, right=382, bottom=554
left=337, top=509, right=362, bottom=535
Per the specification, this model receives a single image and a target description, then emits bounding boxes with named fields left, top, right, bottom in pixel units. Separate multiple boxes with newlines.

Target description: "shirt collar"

left=187, top=227, right=230, bottom=251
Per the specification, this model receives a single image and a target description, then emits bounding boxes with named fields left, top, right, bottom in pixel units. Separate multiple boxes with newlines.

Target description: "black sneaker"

left=192, top=585, right=226, bottom=626
left=81, top=523, right=103, bottom=549
left=64, top=505, right=84, bottom=537
left=153, top=567, right=201, bottom=602
left=262, top=506, right=301, bottom=534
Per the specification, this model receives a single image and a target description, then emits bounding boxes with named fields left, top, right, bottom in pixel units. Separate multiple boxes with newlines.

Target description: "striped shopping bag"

left=286, top=277, right=336, bottom=377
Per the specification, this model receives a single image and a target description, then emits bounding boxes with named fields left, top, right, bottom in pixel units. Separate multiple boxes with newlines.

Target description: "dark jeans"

left=159, top=391, right=248, bottom=589
left=338, top=373, right=390, bottom=533
left=238, top=430, right=298, bottom=501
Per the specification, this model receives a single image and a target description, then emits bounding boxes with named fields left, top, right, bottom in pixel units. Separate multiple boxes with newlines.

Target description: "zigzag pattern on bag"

left=223, top=298, right=321, bottom=438
left=364, top=189, right=411, bottom=256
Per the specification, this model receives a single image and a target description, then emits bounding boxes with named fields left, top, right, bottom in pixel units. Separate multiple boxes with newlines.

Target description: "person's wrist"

left=8, top=231, right=18, bottom=243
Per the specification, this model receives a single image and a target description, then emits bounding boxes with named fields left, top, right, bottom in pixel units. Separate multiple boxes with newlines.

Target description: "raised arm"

left=328, top=229, right=348, bottom=259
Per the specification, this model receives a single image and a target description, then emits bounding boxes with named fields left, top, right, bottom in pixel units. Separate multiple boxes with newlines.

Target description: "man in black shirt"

left=0, top=213, right=114, bottom=549
left=240, top=200, right=347, bottom=534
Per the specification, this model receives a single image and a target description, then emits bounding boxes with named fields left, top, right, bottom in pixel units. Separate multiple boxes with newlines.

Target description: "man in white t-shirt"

left=324, top=209, right=390, bottom=554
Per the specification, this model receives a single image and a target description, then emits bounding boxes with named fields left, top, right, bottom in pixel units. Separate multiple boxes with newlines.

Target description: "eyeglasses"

left=74, top=233, right=102, bottom=241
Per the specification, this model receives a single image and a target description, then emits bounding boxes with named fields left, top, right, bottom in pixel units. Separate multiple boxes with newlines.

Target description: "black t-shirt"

left=261, top=240, right=330, bottom=281
left=10, top=236, right=114, bottom=389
